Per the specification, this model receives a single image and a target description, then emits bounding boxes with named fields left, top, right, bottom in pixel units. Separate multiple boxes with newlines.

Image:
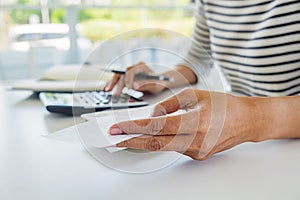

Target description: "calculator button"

left=120, top=98, right=127, bottom=103
left=119, top=95, right=128, bottom=103
left=129, top=98, right=136, bottom=103
left=112, top=96, right=119, bottom=103
left=102, top=99, right=110, bottom=104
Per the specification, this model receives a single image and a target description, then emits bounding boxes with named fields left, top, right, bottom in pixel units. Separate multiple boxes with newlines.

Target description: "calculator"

left=39, top=89, right=148, bottom=115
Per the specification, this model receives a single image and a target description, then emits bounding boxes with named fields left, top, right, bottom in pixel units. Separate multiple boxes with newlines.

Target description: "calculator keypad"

left=73, top=91, right=138, bottom=108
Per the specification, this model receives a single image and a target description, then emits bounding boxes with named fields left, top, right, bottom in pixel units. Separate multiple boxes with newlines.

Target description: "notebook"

left=9, top=64, right=114, bottom=92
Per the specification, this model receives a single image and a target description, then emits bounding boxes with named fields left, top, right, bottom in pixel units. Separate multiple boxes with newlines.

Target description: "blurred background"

left=0, top=0, right=196, bottom=80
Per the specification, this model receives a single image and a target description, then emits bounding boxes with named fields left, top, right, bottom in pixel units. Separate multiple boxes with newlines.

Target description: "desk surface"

left=1, top=87, right=300, bottom=200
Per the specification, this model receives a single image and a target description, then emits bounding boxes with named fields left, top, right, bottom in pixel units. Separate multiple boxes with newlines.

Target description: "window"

left=0, top=0, right=195, bottom=80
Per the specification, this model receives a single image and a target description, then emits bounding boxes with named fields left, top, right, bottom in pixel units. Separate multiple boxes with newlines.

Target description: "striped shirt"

left=184, top=0, right=300, bottom=96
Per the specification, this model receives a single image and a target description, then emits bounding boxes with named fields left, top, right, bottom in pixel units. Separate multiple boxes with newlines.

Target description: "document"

left=48, top=106, right=154, bottom=151
left=84, top=117, right=144, bottom=148
left=81, top=105, right=153, bottom=121
left=10, top=79, right=107, bottom=92
left=10, top=64, right=113, bottom=92
left=46, top=106, right=183, bottom=172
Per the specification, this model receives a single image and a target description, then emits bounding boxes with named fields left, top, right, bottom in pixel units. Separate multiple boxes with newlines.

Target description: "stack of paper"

left=10, top=64, right=113, bottom=92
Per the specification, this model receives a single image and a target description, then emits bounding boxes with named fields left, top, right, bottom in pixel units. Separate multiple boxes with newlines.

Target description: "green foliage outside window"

left=8, top=0, right=194, bottom=42
left=10, top=9, right=41, bottom=24
left=50, top=9, right=66, bottom=23
left=78, top=9, right=194, bottom=42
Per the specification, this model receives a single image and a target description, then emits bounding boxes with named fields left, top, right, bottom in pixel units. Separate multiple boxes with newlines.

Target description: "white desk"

left=1, top=87, right=300, bottom=200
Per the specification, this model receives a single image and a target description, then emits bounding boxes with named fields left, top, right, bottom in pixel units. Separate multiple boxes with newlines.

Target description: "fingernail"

left=110, top=128, right=123, bottom=135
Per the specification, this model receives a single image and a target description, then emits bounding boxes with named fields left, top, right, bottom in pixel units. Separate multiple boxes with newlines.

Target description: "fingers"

left=151, top=89, right=200, bottom=117
left=132, top=80, right=165, bottom=94
left=125, top=62, right=152, bottom=89
left=109, top=110, right=200, bottom=136
left=116, top=135, right=173, bottom=151
left=104, top=74, right=121, bottom=92
left=124, top=62, right=143, bottom=89
left=115, top=133, right=214, bottom=161
left=116, top=134, right=195, bottom=152
left=151, top=96, right=180, bottom=117
left=105, top=62, right=154, bottom=94
left=114, top=75, right=125, bottom=96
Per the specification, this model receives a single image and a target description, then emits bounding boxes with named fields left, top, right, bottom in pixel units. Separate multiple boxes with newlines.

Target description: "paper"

left=10, top=64, right=114, bottom=92
left=40, top=64, right=113, bottom=81
left=50, top=118, right=142, bottom=149
left=77, top=117, right=142, bottom=148
left=50, top=106, right=152, bottom=152
left=81, top=105, right=153, bottom=121
left=48, top=105, right=187, bottom=153
left=10, top=80, right=107, bottom=92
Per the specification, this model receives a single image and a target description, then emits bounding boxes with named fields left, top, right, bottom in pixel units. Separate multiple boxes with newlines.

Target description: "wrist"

left=174, top=65, right=198, bottom=84
left=227, top=95, right=267, bottom=143
left=161, top=65, right=197, bottom=90
left=256, top=96, right=300, bottom=141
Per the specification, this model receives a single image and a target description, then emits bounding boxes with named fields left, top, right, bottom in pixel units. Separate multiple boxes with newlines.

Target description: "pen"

left=104, top=69, right=175, bottom=82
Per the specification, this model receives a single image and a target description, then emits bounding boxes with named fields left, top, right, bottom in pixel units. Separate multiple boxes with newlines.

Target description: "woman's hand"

left=104, top=62, right=165, bottom=95
left=109, top=89, right=264, bottom=160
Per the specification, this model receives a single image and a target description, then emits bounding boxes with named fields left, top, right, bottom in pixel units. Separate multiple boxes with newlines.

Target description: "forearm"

left=249, top=95, right=300, bottom=141
left=160, top=64, right=197, bottom=89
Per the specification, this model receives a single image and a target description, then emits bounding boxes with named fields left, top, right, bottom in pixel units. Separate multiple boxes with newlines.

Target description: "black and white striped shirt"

left=184, top=0, right=300, bottom=96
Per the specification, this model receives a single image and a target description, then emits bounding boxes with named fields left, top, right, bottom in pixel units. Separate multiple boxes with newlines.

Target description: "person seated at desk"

left=105, top=0, right=300, bottom=160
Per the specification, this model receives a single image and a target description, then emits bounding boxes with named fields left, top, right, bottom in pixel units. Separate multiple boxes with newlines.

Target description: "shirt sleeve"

left=178, top=0, right=213, bottom=77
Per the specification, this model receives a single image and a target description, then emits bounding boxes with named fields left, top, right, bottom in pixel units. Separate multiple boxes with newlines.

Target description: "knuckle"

left=127, top=65, right=136, bottom=70
left=196, top=155, right=209, bottom=161
left=145, top=137, right=163, bottom=151
left=179, top=89, right=194, bottom=100
left=117, top=140, right=128, bottom=148
left=181, top=88, right=193, bottom=95
left=133, top=81, right=142, bottom=89
left=147, top=119, right=164, bottom=135
left=136, top=61, right=145, bottom=66
left=117, top=122, right=133, bottom=134
left=187, top=152, right=209, bottom=161
left=196, top=151, right=210, bottom=161
left=152, top=104, right=166, bottom=116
